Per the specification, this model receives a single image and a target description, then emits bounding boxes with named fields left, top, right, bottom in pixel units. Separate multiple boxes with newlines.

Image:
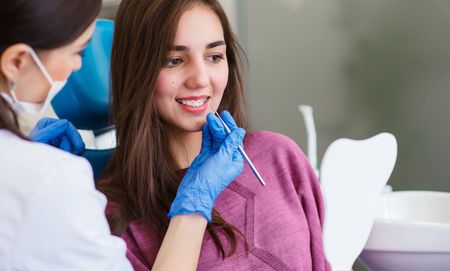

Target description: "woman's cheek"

left=156, top=71, right=181, bottom=95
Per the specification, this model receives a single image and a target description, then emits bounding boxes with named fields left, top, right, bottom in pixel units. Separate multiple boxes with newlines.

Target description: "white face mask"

left=4, top=47, right=67, bottom=115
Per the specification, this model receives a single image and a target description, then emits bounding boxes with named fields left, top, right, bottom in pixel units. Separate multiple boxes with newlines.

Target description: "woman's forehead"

left=172, top=4, right=224, bottom=46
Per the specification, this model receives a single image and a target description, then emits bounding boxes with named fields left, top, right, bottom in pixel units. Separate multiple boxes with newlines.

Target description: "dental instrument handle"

left=238, top=145, right=266, bottom=186
left=213, top=111, right=266, bottom=186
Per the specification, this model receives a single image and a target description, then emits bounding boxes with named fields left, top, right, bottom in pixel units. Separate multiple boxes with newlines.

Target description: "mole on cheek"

left=171, top=81, right=176, bottom=85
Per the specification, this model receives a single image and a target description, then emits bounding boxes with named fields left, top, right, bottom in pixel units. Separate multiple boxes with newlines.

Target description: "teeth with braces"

left=178, top=98, right=208, bottom=108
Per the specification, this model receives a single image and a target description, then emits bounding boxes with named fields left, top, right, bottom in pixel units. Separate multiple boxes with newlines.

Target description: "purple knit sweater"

left=116, top=131, right=331, bottom=271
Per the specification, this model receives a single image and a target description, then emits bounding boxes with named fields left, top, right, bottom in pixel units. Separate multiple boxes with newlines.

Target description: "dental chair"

left=51, top=19, right=115, bottom=179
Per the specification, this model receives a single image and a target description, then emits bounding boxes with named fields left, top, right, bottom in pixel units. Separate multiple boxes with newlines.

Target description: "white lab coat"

left=0, top=129, right=132, bottom=271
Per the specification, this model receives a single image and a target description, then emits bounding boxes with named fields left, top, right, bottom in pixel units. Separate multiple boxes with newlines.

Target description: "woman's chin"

left=165, top=116, right=207, bottom=134
left=175, top=122, right=206, bottom=134
left=189, top=123, right=206, bottom=132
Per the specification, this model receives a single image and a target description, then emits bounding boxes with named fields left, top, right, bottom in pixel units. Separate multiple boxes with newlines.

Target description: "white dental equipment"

left=209, top=101, right=266, bottom=186
left=360, top=190, right=450, bottom=271
left=320, top=133, right=397, bottom=271
left=298, top=105, right=398, bottom=270
left=298, top=105, right=319, bottom=177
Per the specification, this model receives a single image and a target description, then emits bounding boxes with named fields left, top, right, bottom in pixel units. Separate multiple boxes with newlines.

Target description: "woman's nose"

left=185, top=60, right=209, bottom=89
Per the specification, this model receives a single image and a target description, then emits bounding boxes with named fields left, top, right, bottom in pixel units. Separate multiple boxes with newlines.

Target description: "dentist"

left=0, top=0, right=133, bottom=270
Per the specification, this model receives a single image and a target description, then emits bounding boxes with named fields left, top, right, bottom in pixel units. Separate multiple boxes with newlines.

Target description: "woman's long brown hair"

left=99, top=0, right=249, bottom=258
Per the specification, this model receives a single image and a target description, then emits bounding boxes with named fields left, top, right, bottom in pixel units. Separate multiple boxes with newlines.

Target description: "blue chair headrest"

left=52, top=19, right=114, bottom=131
left=52, top=19, right=115, bottom=179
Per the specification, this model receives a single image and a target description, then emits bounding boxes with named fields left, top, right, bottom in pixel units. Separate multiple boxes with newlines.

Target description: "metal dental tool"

left=209, top=101, right=266, bottom=186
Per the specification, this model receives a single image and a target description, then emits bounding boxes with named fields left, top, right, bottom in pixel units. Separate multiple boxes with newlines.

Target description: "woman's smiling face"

left=154, top=3, right=228, bottom=134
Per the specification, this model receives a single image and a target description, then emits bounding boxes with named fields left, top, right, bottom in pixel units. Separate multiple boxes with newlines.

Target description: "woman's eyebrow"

left=168, top=45, right=188, bottom=51
left=206, top=40, right=225, bottom=49
left=168, top=40, right=226, bottom=51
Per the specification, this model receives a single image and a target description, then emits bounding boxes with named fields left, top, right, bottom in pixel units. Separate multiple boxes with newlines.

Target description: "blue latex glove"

left=29, top=118, right=85, bottom=155
left=168, top=111, right=245, bottom=222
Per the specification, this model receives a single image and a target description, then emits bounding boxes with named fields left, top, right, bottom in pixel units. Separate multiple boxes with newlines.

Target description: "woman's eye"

left=166, top=57, right=183, bottom=67
left=207, top=54, right=224, bottom=63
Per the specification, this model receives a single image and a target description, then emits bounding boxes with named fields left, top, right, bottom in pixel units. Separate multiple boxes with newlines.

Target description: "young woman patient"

left=98, top=0, right=331, bottom=270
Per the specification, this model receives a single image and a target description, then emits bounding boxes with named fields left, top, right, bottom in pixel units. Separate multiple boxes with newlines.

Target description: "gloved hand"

left=168, top=111, right=245, bottom=222
left=29, top=118, right=85, bottom=155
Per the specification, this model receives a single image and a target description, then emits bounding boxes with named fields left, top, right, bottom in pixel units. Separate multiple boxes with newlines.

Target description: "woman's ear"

left=0, top=43, right=32, bottom=83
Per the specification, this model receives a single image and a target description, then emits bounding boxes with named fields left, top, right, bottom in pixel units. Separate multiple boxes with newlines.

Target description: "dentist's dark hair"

left=99, top=0, right=249, bottom=259
left=0, top=0, right=101, bottom=136
left=0, top=0, right=101, bottom=53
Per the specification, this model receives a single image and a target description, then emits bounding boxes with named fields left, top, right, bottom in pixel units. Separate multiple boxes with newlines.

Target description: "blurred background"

left=101, top=0, right=450, bottom=269
left=239, top=0, right=450, bottom=194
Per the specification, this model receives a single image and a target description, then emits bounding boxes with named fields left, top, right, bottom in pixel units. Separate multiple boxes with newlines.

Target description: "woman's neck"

left=169, top=129, right=203, bottom=170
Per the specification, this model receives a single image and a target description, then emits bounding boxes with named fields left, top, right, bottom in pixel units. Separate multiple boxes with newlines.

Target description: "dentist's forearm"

left=152, top=214, right=207, bottom=271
